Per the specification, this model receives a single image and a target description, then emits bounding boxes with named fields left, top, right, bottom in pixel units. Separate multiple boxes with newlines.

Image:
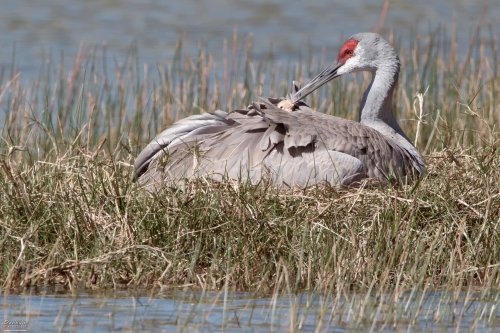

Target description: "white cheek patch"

left=338, top=57, right=358, bottom=75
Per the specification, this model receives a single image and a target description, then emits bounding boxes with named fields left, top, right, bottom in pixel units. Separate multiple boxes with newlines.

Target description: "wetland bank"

left=1, top=25, right=500, bottom=331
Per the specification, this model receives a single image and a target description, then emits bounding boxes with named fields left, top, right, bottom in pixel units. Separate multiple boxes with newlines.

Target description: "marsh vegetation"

left=1, top=28, right=499, bottom=331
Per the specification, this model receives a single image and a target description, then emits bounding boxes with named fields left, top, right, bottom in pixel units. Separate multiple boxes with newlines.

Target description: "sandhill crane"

left=134, top=32, right=425, bottom=188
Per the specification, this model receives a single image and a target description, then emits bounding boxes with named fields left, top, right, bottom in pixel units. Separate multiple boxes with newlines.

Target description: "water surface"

left=0, top=0, right=497, bottom=81
left=2, top=289, right=499, bottom=332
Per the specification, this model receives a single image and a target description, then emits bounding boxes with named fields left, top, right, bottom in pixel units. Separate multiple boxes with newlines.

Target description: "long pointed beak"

left=290, top=61, right=343, bottom=103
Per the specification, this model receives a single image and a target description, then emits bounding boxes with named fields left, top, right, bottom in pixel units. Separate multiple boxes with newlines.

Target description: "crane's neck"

left=358, top=66, right=413, bottom=145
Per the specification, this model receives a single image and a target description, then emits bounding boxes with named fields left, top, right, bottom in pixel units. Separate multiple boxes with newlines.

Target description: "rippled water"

left=2, top=289, right=499, bottom=332
left=0, top=0, right=497, bottom=81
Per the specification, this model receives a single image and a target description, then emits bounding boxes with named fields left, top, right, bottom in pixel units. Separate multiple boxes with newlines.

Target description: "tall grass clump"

left=0, top=27, right=499, bottom=308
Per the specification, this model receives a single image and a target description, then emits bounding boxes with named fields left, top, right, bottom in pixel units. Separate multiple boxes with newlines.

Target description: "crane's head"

left=290, top=32, right=400, bottom=103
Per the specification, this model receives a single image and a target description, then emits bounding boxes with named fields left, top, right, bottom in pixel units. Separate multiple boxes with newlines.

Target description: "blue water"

left=0, top=0, right=497, bottom=82
left=2, top=289, right=499, bottom=332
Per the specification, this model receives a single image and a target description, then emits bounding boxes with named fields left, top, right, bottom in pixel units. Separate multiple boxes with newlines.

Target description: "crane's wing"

left=133, top=110, right=234, bottom=179
left=133, top=86, right=306, bottom=181
left=137, top=98, right=422, bottom=189
left=257, top=99, right=424, bottom=180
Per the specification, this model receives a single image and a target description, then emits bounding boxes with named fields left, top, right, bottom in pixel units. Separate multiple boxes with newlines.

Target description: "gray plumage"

left=134, top=33, right=425, bottom=189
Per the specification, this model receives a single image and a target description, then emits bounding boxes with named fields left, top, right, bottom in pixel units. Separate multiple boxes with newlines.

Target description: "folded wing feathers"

left=134, top=111, right=234, bottom=179
left=136, top=97, right=423, bottom=187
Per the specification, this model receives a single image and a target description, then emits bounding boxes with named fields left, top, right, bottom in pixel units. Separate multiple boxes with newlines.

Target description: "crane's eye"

left=346, top=49, right=354, bottom=56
